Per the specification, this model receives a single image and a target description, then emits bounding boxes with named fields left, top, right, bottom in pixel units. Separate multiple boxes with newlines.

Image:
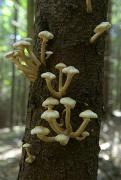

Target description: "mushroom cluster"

left=41, top=63, right=79, bottom=98
left=5, top=31, right=54, bottom=82
left=31, top=97, right=98, bottom=146
left=23, top=143, right=35, bottom=163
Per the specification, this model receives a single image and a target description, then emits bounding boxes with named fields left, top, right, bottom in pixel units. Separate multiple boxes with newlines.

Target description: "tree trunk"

left=18, top=0, right=109, bottom=180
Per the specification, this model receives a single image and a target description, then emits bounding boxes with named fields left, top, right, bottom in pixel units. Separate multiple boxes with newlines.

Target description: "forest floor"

left=0, top=118, right=121, bottom=180
left=0, top=126, right=24, bottom=180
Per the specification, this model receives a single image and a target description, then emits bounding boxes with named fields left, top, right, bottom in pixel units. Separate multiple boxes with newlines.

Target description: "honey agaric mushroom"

left=46, top=51, right=53, bottom=59
left=55, top=63, right=67, bottom=91
left=41, top=72, right=59, bottom=98
left=42, top=97, right=59, bottom=110
left=60, top=97, right=76, bottom=133
left=61, top=66, right=79, bottom=96
left=55, top=134, right=70, bottom=146
left=5, top=50, right=37, bottom=82
left=86, top=0, right=92, bottom=13
left=75, top=131, right=90, bottom=141
left=13, top=40, right=40, bottom=67
left=31, top=126, right=55, bottom=142
left=41, top=110, right=64, bottom=134
left=38, top=31, right=54, bottom=66
left=71, top=110, right=98, bottom=137
left=22, top=143, right=35, bottom=164
left=90, top=22, right=111, bottom=43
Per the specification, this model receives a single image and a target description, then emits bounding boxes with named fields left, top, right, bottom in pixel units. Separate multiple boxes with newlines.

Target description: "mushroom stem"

left=60, top=75, right=73, bottom=96
left=21, top=55, right=37, bottom=70
left=75, top=131, right=90, bottom=141
left=41, top=40, right=46, bottom=66
left=86, top=0, right=92, bottom=13
left=59, top=109, right=66, bottom=127
left=37, top=134, right=55, bottom=142
left=90, top=32, right=102, bottom=43
left=25, top=148, right=31, bottom=157
left=17, top=64, right=37, bottom=75
left=46, top=79, right=60, bottom=98
left=65, top=107, right=72, bottom=133
left=59, top=71, right=63, bottom=91
left=49, top=119, right=64, bottom=134
left=27, top=48, right=41, bottom=66
left=71, top=118, right=90, bottom=137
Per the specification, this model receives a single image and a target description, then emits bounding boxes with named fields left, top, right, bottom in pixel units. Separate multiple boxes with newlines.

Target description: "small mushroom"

left=86, top=0, right=92, bottom=13
left=45, top=51, right=53, bottom=59
left=42, top=97, right=59, bottom=110
left=60, top=97, right=76, bottom=133
left=41, top=72, right=59, bottom=98
left=55, top=134, right=70, bottom=146
left=90, top=22, right=111, bottom=43
left=22, top=143, right=35, bottom=164
left=38, top=31, right=54, bottom=66
left=55, top=63, right=67, bottom=91
left=71, top=110, right=98, bottom=137
left=31, top=126, right=55, bottom=142
left=41, top=110, right=64, bottom=134
left=61, top=66, right=79, bottom=96
left=75, top=131, right=90, bottom=141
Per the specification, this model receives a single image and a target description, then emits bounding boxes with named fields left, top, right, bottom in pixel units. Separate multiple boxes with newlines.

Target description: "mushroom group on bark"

left=31, top=95, right=98, bottom=146
left=5, top=30, right=54, bottom=82
left=41, top=63, right=79, bottom=98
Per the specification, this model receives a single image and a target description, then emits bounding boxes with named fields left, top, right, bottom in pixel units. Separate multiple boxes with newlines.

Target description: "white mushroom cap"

left=13, top=40, right=31, bottom=48
left=55, top=134, right=70, bottom=145
left=41, top=72, right=56, bottom=80
left=60, top=97, right=76, bottom=109
left=45, top=51, right=53, bottom=55
left=55, top=63, right=67, bottom=71
left=41, top=110, right=59, bottom=121
left=31, top=126, right=50, bottom=136
left=23, top=143, right=31, bottom=148
left=23, top=37, right=32, bottom=42
left=62, top=66, right=79, bottom=75
left=5, top=51, right=14, bottom=59
left=94, top=22, right=111, bottom=33
left=42, top=97, right=59, bottom=108
left=38, top=31, right=54, bottom=40
left=79, top=110, right=98, bottom=119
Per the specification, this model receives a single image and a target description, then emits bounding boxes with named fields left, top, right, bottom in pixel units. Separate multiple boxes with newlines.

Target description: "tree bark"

left=18, top=0, right=109, bottom=180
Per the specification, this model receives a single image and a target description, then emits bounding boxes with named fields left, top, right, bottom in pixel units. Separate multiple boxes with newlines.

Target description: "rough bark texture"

left=18, top=0, right=108, bottom=180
